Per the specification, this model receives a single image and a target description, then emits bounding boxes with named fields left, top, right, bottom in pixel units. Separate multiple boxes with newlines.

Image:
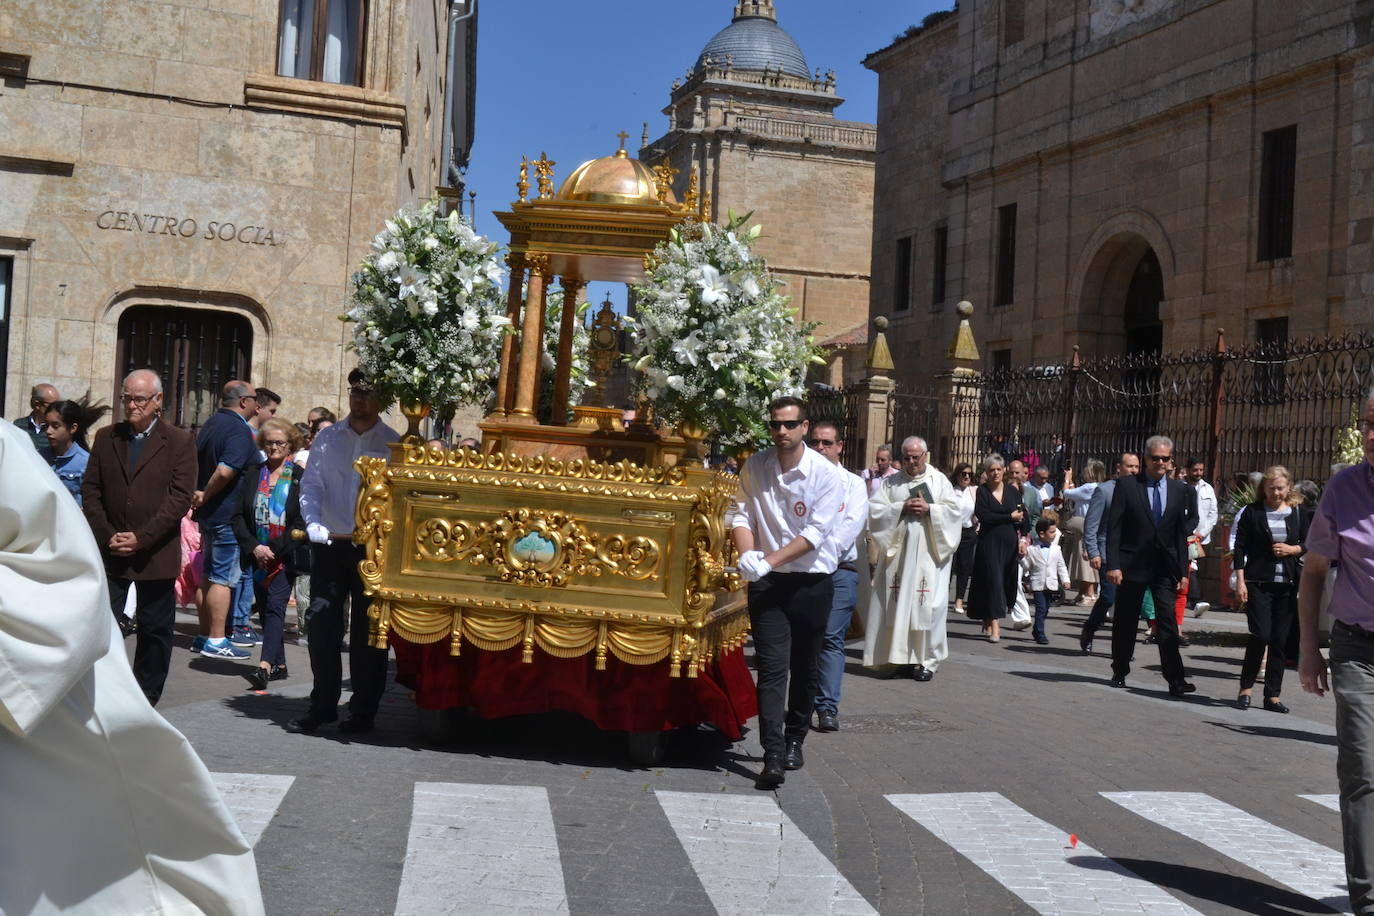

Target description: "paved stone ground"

left=141, top=603, right=1345, bottom=916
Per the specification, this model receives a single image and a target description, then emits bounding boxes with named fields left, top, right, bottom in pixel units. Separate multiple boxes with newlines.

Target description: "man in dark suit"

left=1105, top=434, right=1199, bottom=696
left=82, top=369, right=197, bottom=705
left=12, top=382, right=59, bottom=458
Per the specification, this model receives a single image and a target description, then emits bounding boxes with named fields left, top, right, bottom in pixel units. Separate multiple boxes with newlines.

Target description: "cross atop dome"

left=733, top=0, right=777, bottom=22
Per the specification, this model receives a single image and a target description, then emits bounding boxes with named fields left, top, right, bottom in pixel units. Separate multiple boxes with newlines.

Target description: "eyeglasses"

left=1148, top=454, right=1173, bottom=462
left=958, top=471, right=972, bottom=477
left=767, top=419, right=803, bottom=430
left=807, top=438, right=836, bottom=448
left=120, top=394, right=154, bottom=406
left=263, top=439, right=290, bottom=449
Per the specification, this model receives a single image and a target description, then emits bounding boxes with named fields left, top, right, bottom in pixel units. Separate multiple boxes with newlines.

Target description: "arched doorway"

left=1123, top=249, right=1163, bottom=356
left=115, top=306, right=252, bottom=429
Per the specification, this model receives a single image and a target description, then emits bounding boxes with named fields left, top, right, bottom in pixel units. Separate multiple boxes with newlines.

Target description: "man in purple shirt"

left=1300, top=388, right=1374, bottom=914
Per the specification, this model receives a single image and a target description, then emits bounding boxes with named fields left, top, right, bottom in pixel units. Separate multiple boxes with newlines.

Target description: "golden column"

left=495, top=253, right=526, bottom=418
left=511, top=252, right=551, bottom=420
left=550, top=275, right=585, bottom=425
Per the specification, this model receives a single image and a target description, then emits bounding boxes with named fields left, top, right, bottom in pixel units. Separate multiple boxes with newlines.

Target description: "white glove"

left=739, top=550, right=772, bottom=582
left=306, top=523, right=331, bottom=545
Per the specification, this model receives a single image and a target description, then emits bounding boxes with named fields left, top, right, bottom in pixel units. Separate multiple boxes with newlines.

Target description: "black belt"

left=837, top=562, right=858, bottom=573
left=1335, top=620, right=1374, bottom=640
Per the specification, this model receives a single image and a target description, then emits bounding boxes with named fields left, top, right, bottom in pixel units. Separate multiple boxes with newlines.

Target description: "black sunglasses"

left=1148, top=454, right=1172, bottom=462
left=767, top=419, right=804, bottom=430
left=807, top=438, right=836, bottom=447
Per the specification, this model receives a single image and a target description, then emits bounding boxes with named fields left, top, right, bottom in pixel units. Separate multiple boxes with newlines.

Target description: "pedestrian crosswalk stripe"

left=655, top=790, right=878, bottom=915
left=394, top=783, right=568, bottom=916
left=1302, top=794, right=1341, bottom=813
left=885, top=792, right=1204, bottom=915
left=1103, top=792, right=1349, bottom=914
left=211, top=772, right=295, bottom=848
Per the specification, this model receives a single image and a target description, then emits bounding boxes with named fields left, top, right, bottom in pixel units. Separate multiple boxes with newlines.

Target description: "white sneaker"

left=1191, top=601, right=1210, bottom=618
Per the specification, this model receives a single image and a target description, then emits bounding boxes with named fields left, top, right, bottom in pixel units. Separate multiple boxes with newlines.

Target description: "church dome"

left=556, top=148, right=675, bottom=206
left=695, top=0, right=810, bottom=79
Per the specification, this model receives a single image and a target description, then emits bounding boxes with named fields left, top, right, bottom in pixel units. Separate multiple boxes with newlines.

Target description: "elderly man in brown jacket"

left=82, top=369, right=197, bottom=705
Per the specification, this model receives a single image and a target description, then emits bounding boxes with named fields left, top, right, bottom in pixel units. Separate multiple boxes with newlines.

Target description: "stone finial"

left=946, top=300, right=980, bottom=362
left=866, top=315, right=895, bottom=374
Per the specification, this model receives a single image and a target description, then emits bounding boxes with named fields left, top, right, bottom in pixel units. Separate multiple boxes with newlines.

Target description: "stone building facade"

left=866, top=0, right=1374, bottom=391
left=0, top=0, right=473, bottom=426
left=641, top=0, right=875, bottom=386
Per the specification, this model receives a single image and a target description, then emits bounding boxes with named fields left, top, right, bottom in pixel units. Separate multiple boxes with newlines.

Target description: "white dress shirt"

left=299, top=417, right=400, bottom=536
left=728, top=444, right=843, bottom=574
left=1191, top=478, right=1218, bottom=544
left=831, top=468, right=868, bottom=566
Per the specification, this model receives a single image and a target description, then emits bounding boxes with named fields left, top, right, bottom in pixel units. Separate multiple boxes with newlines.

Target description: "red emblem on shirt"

left=793, top=501, right=806, bottom=516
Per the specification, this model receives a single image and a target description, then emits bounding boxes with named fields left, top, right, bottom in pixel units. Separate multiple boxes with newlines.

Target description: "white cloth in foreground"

left=0, top=421, right=264, bottom=915
left=864, top=466, right=964, bottom=671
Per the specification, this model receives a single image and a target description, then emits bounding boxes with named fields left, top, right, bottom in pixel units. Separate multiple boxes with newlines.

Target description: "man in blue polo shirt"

left=191, top=380, right=260, bottom=659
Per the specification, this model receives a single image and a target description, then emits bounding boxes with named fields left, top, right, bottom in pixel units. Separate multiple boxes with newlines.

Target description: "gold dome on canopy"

left=556, top=147, right=677, bottom=206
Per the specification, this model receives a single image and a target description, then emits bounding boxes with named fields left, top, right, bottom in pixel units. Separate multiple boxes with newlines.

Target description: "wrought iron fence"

left=807, top=384, right=865, bottom=473
left=940, top=331, right=1374, bottom=485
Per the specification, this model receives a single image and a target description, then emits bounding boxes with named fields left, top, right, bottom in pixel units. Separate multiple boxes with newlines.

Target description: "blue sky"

left=463, top=0, right=950, bottom=307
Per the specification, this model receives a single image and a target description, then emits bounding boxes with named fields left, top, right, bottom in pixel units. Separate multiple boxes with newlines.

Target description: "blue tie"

left=1152, top=481, right=1163, bottom=524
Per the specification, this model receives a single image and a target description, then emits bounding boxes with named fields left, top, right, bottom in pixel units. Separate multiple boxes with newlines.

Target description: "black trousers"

left=107, top=577, right=176, bottom=706
left=748, top=571, right=833, bottom=757
left=1112, top=579, right=1187, bottom=685
left=1240, top=581, right=1296, bottom=698
left=306, top=542, right=390, bottom=722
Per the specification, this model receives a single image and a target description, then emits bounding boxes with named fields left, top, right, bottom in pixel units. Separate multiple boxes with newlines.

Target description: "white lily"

left=698, top=265, right=729, bottom=305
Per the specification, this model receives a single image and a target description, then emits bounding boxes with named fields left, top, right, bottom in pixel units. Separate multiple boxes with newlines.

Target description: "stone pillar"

left=511, top=253, right=550, bottom=421
left=851, top=316, right=896, bottom=465
left=550, top=275, right=584, bottom=425
left=936, top=300, right=983, bottom=466
left=493, top=254, right=525, bottom=418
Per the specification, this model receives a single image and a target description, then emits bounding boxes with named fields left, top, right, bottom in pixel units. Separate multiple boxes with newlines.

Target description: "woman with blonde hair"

left=1061, top=458, right=1107, bottom=604
left=1233, top=464, right=1311, bottom=713
left=232, top=417, right=309, bottom=691
left=966, top=453, right=1027, bottom=642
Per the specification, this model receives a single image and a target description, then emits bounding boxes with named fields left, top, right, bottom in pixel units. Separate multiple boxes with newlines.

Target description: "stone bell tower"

left=640, top=0, right=876, bottom=386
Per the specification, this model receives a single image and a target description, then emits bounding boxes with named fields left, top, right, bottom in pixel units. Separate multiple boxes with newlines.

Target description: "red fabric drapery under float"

left=390, top=638, right=758, bottom=740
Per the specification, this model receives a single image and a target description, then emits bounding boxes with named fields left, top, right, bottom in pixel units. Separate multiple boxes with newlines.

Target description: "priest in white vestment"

left=863, top=436, right=966, bottom=679
left=0, top=421, right=264, bottom=915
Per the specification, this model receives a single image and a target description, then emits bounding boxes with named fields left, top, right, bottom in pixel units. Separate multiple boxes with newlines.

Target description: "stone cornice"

left=243, top=74, right=406, bottom=132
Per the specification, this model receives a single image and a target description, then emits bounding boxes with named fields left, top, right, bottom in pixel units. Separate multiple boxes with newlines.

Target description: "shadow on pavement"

left=1006, top=670, right=1104, bottom=685
left=1002, top=644, right=1096, bottom=659
left=1074, top=855, right=1342, bottom=915
left=1208, top=720, right=1338, bottom=747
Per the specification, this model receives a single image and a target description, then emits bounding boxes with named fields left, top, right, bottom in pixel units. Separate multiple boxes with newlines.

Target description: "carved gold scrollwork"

left=354, top=456, right=394, bottom=596
left=413, top=517, right=490, bottom=564
left=596, top=534, right=661, bottom=581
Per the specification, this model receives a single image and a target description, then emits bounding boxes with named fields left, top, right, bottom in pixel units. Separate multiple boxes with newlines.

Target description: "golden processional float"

left=352, top=140, right=756, bottom=762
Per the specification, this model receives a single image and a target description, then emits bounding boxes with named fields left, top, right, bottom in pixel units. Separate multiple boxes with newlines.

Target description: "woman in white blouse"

left=949, top=462, right=978, bottom=613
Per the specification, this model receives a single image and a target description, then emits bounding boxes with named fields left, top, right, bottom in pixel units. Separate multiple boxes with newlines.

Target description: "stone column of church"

left=550, top=275, right=584, bottom=425
left=495, top=254, right=525, bottom=417
left=511, top=253, right=550, bottom=420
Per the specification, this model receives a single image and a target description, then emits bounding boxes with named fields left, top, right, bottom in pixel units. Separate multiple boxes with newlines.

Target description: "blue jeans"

left=230, top=563, right=254, bottom=629
left=1081, top=577, right=1118, bottom=640
left=814, top=567, right=858, bottom=716
left=199, top=522, right=241, bottom=588
left=1032, top=590, right=1053, bottom=640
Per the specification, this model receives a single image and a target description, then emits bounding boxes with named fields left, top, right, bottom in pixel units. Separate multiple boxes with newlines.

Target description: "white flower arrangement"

left=626, top=212, right=823, bottom=448
left=539, top=287, right=592, bottom=420
left=343, top=199, right=509, bottom=410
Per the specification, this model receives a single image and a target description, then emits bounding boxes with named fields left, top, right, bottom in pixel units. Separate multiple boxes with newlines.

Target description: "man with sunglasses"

left=190, top=379, right=261, bottom=660
left=1105, top=435, right=1199, bottom=695
left=729, top=396, right=843, bottom=787
left=864, top=436, right=964, bottom=682
left=290, top=368, right=399, bottom=735
left=807, top=421, right=868, bottom=733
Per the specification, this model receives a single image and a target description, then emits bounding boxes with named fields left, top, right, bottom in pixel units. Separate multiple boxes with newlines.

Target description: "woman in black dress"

left=967, top=454, right=1026, bottom=642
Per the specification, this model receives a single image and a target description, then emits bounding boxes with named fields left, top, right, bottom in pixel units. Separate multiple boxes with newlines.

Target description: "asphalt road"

left=143, top=604, right=1346, bottom=916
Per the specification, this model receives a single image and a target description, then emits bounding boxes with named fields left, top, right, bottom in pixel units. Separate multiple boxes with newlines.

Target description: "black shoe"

left=1034, top=635, right=1050, bottom=645
left=1110, top=676, right=1126, bottom=689
left=879, top=664, right=915, bottom=680
left=756, top=753, right=785, bottom=789
left=118, top=617, right=137, bottom=639
left=268, top=664, right=289, bottom=681
left=913, top=666, right=934, bottom=682
left=783, top=738, right=804, bottom=770
left=1264, top=699, right=1290, bottom=714
left=1079, top=637, right=1093, bottom=655
left=1236, top=694, right=1252, bottom=710
left=339, top=715, right=375, bottom=734
left=1168, top=681, right=1197, bottom=698
left=244, top=667, right=269, bottom=691
left=1177, top=636, right=1191, bottom=647
left=286, top=713, right=332, bottom=733
left=815, top=712, right=839, bottom=732
left=1143, top=634, right=1158, bottom=645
